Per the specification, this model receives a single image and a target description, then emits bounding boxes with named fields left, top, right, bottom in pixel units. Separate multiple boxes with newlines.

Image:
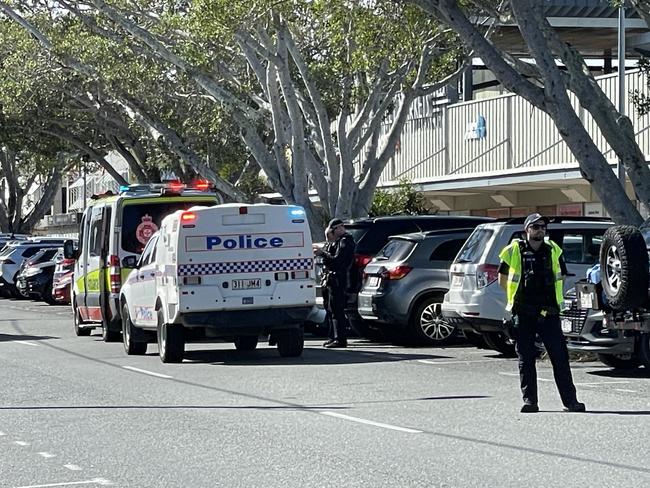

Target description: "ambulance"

left=118, top=203, right=318, bottom=362
left=64, top=182, right=220, bottom=341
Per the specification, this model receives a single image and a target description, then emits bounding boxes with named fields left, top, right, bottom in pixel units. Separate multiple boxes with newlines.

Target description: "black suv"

left=358, top=228, right=476, bottom=345
left=341, top=215, right=493, bottom=336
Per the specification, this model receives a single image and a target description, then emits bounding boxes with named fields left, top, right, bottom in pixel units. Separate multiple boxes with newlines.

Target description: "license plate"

left=232, top=279, right=261, bottom=290
left=579, top=292, right=594, bottom=309
left=368, top=276, right=380, bottom=287
left=451, top=274, right=463, bottom=287
left=561, top=318, right=573, bottom=333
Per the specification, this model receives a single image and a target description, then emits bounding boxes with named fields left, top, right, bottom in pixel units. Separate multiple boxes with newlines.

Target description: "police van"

left=64, top=182, right=219, bottom=341
left=118, top=203, right=318, bottom=362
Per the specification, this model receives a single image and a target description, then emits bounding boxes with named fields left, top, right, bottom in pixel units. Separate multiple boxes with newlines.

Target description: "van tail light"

left=109, top=254, right=122, bottom=293
left=380, top=265, right=412, bottom=280
left=193, top=179, right=212, bottom=191
left=354, top=254, right=372, bottom=270
left=476, top=264, right=499, bottom=288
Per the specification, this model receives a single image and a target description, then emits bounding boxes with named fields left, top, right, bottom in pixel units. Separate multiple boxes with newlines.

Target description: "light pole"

left=617, top=3, right=627, bottom=184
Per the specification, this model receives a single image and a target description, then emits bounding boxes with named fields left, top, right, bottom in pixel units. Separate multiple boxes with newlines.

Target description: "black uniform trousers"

left=326, top=281, right=348, bottom=342
left=513, top=312, right=578, bottom=407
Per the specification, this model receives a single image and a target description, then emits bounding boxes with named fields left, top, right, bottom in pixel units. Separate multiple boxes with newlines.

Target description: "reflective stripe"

left=511, top=274, right=521, bottom=283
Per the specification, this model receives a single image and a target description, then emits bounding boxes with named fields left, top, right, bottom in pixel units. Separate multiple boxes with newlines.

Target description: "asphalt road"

left=0, top=299, right=648, bottom=488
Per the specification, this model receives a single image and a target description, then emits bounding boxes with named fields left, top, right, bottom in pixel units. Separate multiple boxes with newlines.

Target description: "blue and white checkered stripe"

left=178, top=258, right=313, bottom=276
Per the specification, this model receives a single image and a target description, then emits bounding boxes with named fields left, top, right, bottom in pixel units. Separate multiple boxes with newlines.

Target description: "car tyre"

left=276, top=328, right=304, bottom=357
left=600, top=225, right=648, bottom=310
left=43, top=282, right=57, bottom=305
left=73, top=301, right=91, bottom=337
left=482, top=331, right=516, bottom=357
left=234, top=335, right=259, bottom=351
left=157, top=308, right=184, bottom=363
left=122, top=304, right=147, bottom=355
left=409, top=296, right=457, bottom=346
left=597, top=353, right=639, bottom=370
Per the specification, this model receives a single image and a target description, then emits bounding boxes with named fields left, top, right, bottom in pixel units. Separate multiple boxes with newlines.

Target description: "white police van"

left=119, top=203, right=319, bottom=362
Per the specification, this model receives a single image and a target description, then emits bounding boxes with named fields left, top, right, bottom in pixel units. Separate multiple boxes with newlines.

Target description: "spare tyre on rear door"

left=600, top=225, right=649, bottom=310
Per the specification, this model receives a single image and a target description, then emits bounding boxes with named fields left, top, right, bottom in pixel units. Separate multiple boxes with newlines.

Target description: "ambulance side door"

left=84, top=204, right=106, bottom=321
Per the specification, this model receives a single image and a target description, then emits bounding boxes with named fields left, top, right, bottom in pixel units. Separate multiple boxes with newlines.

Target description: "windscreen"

left=454, top=227, right=494, bottom=264
left=373, top=239, right=415, bottom=262
left=121, top=200, right=214, bottom=254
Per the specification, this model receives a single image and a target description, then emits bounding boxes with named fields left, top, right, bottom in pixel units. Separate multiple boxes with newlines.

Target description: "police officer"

left=314, top=218, right=355, bottom=348
left=498, top=213, right=586, bottom=413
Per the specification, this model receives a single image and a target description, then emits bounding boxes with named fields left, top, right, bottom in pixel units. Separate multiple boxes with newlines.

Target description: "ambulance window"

left=89, top=208, right=104, bottom=257
left=140, top=235, right=158, bottom=266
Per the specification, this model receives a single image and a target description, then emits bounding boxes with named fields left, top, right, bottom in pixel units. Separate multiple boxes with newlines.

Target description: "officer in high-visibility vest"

left=498, top=213, right=585, bottom=414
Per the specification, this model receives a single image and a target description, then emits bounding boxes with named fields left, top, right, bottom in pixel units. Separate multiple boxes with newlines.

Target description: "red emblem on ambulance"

left=136, top=214, right=158, bottom=245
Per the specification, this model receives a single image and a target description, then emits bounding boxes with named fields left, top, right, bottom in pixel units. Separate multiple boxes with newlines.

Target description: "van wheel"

left=122, top=304, right=147, bottom=355
left=482, top=332, right=516, bottom=357
left=73, top=302, right=91, bottom=337
left=234, top=336, right=258, bottom=351
left=600, top=226, right=648, bottom=310
left=102, top=321, right=121, bottom=343
left=157, top=309, right=184, bottom=363
left=409, top=297, right=457, bottom=346
left=638, top=333, right=650, bottom=368
left=277, top=328, right=304, bottom=357
left=597, top=353, right=639, bottom=370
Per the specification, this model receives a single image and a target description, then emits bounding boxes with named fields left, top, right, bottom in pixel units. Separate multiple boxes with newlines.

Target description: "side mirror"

left=122, top=255, right=138, bottom=269
left=63, top=240, right=78, bottom=260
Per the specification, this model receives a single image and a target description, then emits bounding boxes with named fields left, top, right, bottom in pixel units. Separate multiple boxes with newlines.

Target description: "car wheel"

left=73, top=301, right=91, bottom=337
left=157, top=308, right=184, bottom=363
left=122, top=304, right=147, bottom=355
left=43, top=283, right=57, bottom=305
left=600, top=225, right=648, bottom=310
left=101, top=320, right=121, bottom=343
left=637, top=333, right=650, bottom=369
left=482, top=331, right=516, bottom=357
left=409, top=297, right=457, bottom=346
left=597, top=353, right=639, bottom=370
left=234, top=335, right=259, bottom=351
left=276, top=328, right=304, bottom=357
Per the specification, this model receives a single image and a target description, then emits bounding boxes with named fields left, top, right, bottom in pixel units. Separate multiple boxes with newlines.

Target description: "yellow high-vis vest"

left=498, top=239, right=564, bottom=312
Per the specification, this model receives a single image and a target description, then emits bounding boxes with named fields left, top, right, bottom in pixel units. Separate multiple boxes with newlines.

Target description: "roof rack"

left=502, top=215, right=613, bottom=225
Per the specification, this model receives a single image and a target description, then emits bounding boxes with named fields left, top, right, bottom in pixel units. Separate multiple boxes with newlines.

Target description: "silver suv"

left=441, top=217, right=613, bottom=354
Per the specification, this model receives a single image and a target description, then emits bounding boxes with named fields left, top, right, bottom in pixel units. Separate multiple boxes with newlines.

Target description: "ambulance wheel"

left=73, top=302, right=91, bottom=337
left=276, top=328, right=304, bottom=357
left=122, top=304, right=147, bottom=355
left=234, top=335, right=258, bottom=351
left=157, top=309, right=184, bottom=363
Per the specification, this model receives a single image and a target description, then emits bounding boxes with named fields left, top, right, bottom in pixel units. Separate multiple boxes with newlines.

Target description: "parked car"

left=357, top=228, right=475, bottom=345
left=19, top=248, right=62, bottom=304
left=15, top=248, right=61, bottom=300
left=561, top=286, right=638, bottom=369
left=51, top=256, right=76, bottom=305
left=327, top=215, right=493, bottom=337
left=0, top=237, right=67, bottom=297
left=442, top=216, right=613, bottom=355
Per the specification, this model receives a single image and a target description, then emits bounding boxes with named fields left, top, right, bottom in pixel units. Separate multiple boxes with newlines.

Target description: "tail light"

left=354, top=254, right=372, bottom=270
left=193, top=179, right=212, bottom=191
left=109, top=255, right=121, bottom=293
left=476, top=264, right=499, bottom=288
left=380, top=265, right=412, bottom=280
left=61, top=258, right=75, bottom=271
left=181, top=212, right=197, bottom=222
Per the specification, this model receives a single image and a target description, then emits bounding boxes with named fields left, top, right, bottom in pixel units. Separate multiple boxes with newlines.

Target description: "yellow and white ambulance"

left=64, top=182, right=219, bottom=341
left=118, top=203, right=318, bottom=362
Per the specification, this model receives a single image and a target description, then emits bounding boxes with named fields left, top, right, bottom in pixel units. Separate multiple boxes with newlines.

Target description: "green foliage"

left=631, top=57, right=650, bottom=116
left=370, top=178, right=430, bottom=217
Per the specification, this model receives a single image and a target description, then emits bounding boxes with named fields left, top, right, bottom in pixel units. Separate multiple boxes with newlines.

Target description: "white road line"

left=122, top=366, right=172, bottom=379
left=498, top=372, right=552, bottom=382
left=14, top=479, right=113, bottom=488
left=320, top=411, right=423, bottom=434
left=0, top=431, right=6, bottom=436
left=63, top=464, right=82, bottom=471
left=14, top=441, right=30, bottom=446
left=614, top=388, right=638, bottom=393
left=574, top=381, right=631, bottom=386
left=418, top=359, right=511, bottom=365
left=38, top=452, right=56, bottom=458
left=14, top=341, right=40, bottom=347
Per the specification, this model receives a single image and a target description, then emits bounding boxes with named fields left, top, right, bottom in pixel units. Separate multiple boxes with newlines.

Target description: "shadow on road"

left=586, top=368, right=650, bottom=379
left=181, top=345, right=453, bottom=366
left=0, top=332, right=57, bottom=342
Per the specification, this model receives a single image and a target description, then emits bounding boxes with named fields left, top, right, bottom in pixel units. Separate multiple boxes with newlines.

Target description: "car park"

left=331, top=215, right=493, bottom=337
left=65, top=182, right=220, bottom=340
left=118, top=203, right=318, bottom=362
left=0, top=237, right=67, bottom=297
left=357, top=228, right=475, bottom=345
left=442, top=216, right=613, bottom=355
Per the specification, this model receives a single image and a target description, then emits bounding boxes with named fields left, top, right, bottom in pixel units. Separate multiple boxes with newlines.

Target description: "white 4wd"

left=119, top=204, right=319, bottom=362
